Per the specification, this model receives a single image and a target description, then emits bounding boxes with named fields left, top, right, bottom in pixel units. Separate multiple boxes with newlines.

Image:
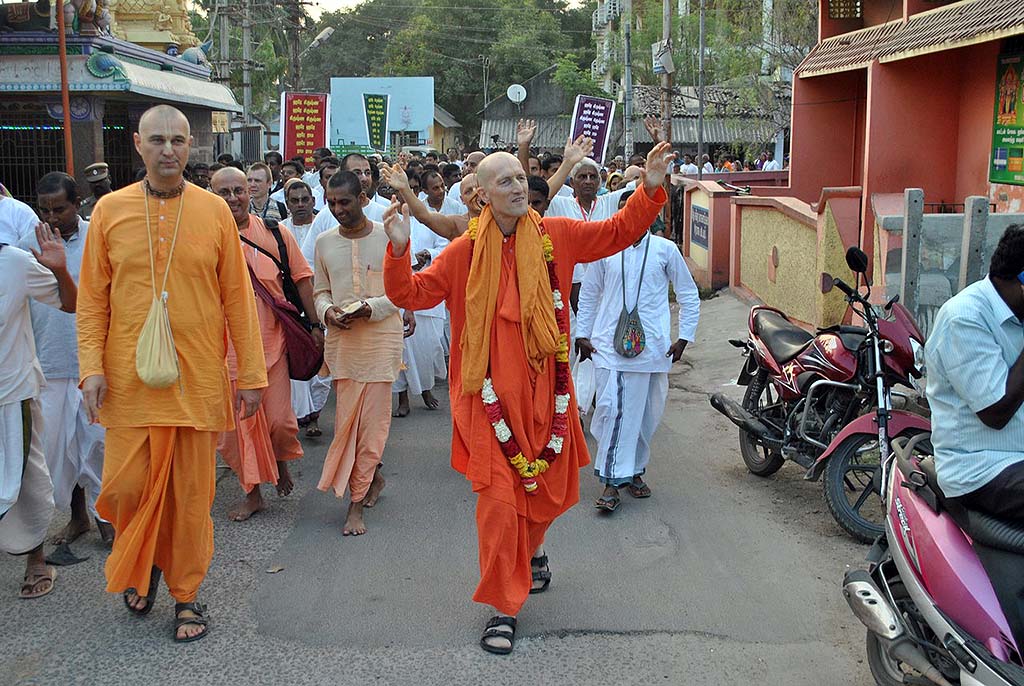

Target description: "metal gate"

left=0, top=106, right=65, bottom=203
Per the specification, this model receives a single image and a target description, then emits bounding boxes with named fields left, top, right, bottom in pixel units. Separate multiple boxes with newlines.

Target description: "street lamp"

left=300, top=27, right=335, bottom=60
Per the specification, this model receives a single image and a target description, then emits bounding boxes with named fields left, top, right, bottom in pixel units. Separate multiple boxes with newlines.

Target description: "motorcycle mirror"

left=820, top=273, right=834, bottom=294
left=846, top=246, right=869, bottom=274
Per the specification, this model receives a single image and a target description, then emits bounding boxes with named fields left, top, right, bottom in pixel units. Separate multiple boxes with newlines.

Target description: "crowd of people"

left=0, top=106, right=699, bottom=653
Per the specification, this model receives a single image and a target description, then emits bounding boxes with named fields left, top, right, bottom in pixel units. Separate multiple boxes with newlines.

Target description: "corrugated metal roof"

left=797, top=0, right=1024, bottom=79
left=479, top=116, right=573, bottom=148
left=433, top=104, right=462, bottom=129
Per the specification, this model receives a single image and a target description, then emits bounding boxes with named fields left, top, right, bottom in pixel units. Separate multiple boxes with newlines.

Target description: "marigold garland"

left=471, top=218, right=571, bottom=494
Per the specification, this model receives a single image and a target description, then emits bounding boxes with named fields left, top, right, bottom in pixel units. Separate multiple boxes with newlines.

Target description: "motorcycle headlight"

left=909, top=338, right=926, bottom=393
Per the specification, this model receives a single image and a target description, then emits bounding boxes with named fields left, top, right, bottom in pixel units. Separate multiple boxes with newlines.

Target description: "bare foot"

left=393, top=390, right=410, bottom=417
left=276, top=461, right=294, bottom=497
left=363, top=466, right=385, bottom=508
left=51, top=517, right=90, bottom=545
left=228, top=488, right=265, bottom=522
left=342, top=500, right=367, bottom=536
left=175, top=605, right=208, bottom=641
left=422, top=390, right=439, bottom=410
left=96, top=518, right=115, bottom=545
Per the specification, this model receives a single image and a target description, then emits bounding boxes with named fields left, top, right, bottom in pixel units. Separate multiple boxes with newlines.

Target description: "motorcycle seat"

left=752, top=310, right=813, bottom=363
left=919, top=457, right=1024, bottom=555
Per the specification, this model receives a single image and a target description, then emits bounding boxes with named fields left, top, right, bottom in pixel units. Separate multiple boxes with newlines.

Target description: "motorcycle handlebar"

left=833, top=278, right=856, bottom=298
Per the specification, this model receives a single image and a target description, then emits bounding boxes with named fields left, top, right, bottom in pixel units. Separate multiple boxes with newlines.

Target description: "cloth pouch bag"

left=612, top=235, right=651, bottom=359
left=136, top=292, right=181, bottom=388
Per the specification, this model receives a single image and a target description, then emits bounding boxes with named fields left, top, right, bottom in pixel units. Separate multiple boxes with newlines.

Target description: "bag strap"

left=239, top=222, right=308, bottom=323
left=620, top=234, right=651, bottom=312
left=143, top=183, right=185, bottom=299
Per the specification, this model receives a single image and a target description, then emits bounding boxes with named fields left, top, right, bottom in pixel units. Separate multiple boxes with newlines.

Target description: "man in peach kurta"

left=383, top=142, right=674, bottom=653
left=314, top=171, right=409, bottom=536
left=77, top=106, right=267, bottom=643
left=210, top=167, right=323, bottom=522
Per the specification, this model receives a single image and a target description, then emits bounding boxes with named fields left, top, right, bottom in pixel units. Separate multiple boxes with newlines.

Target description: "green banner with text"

left=991, top=53, right=1024, bottom=185
left=363, top=93, right=389, bottom=152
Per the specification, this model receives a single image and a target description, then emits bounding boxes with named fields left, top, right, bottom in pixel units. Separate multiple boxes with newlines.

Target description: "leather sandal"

left=530, top=554, right=551, bottom=594
left=173, top=601, right=210, bottom=643
left=480, top=615, right=516, bottom=655
left=123, top=566, right=161, bottom=616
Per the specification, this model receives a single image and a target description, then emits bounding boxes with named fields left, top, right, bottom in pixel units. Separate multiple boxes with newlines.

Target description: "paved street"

left=2, top=293, right=874, bottom=685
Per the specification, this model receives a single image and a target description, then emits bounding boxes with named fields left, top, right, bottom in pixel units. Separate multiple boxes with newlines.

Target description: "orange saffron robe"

left=384, top=186, right=667, bottom=615
left=77, top=182, right=267, bottom=601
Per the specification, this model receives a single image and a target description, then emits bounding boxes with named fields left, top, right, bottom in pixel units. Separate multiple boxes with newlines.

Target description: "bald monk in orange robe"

left=383, top=140, right=675, bottom=653
left=78, top=105, right=267, bottom=643
left=210, top=167, right=323, bottom=522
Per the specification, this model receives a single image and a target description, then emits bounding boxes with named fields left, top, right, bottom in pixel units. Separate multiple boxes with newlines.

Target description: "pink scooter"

left=844, top=433, right=1024, bottom=685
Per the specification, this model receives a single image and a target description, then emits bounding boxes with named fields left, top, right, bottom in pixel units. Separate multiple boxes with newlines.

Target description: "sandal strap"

left=530, top=554, right=548, bottom=567
left=485, top=615, right=517, bottom=632
left=532, top=569, right=552, bottom=582
left=174, top=601, right=208, bottom=627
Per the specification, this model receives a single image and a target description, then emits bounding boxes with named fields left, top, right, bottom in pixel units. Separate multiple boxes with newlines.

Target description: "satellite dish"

left=507, top=84, right=527, bottom=105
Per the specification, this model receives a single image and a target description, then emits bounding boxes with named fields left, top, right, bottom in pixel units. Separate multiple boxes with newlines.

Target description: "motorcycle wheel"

left=739, top=370, right=785, bottom=476
left=865, top=631, right=911, bottom=686
left=823, top=430, right=924, bottom=543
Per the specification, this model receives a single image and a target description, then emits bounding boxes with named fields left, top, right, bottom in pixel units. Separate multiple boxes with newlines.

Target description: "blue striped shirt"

left=926, top=277, right=1024, bottom=497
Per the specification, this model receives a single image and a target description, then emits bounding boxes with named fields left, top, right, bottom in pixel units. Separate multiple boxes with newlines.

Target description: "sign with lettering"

left=281, top=92, right=329, bottom=169
left=363, top=93, right=390, bottom=152
left=991, top=53, right=1024, bottom=185
left=569, top=94, right=616, bottom=165
left=691, top=204, right=709, bottom=249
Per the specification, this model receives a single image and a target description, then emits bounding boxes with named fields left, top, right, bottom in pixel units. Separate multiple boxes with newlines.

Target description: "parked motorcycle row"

left=711, top=248, right=1024, bottom=685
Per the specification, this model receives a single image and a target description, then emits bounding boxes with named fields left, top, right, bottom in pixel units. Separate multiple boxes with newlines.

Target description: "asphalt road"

left=1, top=293, right=874, bottom=685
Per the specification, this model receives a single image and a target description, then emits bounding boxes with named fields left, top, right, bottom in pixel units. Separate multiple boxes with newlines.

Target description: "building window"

left=828, top=0, right=861, bottom=19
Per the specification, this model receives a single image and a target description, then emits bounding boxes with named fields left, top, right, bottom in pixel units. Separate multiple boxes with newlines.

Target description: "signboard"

left=362, top=93, right=389, bottom=151
left=691, top=204, right=709, bottom=249
left=991, top=53, right=1024, bottom=185
left=652, top=41, right=666, bottom=75
left=281, top=92, right=329, bottom=169
left=569, top=94, right=616, bottom=165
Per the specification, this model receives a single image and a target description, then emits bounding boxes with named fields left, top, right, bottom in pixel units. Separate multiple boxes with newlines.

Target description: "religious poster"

left=281, top=92, right=329, bottom=169
left=991, top=53, right=1024, bottom=185
left=363, top=93, right=389, bottom=151
left=570, top=94, right=616, bottom=165
left=691, top=204, right=709, bottom=249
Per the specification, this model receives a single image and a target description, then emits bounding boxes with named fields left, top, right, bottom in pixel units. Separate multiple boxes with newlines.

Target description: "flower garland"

left=468, top=217, right=572, bottom=494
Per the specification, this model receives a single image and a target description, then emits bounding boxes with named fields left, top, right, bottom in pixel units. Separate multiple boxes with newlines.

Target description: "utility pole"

left=288, top=0, right=302, bottom=90
left=760, top=0, right=774, bottom=75
left=242, top=0, right=253, bottom=124
left=659, top=0, right=672, bottom=145
left=623, top=0, right=634, bottom=157
left=217, top=0, right=230, bottom=83
left=697, top=0, right=706, bottom=180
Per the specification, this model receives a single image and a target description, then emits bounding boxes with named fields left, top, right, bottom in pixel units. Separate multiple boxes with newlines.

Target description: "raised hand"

left=383, top=197, right=411, bottom=257
left=643, top=141, right=674, bottom=193
left=643, top=115, right=664, bottom=144
left=563, top=134, right=595, bottom=167
left=381, top=163, right=409, bottom=193
left=31, top=221, right=66, bottom=272
left=516, top=119, right=537, bottom=148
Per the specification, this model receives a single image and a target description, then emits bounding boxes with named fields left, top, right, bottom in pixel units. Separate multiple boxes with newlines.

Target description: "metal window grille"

left=828, top=0, right=861, bottom=19
left=102, top=106, right=134, bottom=191
left=0, top=107, right=66, bottom=203
left=239, top=124, right=262, bottom=165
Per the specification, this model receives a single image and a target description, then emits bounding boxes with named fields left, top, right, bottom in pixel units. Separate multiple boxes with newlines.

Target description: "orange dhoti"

left=218, top=355, right=302, bottom=491
left=318, top=379, right=392, bottom=502
left=97, top=426, right=218, bottom=602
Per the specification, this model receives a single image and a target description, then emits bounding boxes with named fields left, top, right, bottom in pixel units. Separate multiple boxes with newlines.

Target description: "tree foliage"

left=551, top=55, right=609, bottom=99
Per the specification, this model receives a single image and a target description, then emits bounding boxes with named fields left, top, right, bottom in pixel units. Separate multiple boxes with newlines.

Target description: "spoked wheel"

left=738, top=370, right=785, bottom=476
left=823, top=430, right=924, bottom=543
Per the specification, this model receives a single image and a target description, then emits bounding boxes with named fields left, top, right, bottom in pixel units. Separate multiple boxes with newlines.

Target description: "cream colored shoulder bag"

left=136, top=184, right=184, bottom=389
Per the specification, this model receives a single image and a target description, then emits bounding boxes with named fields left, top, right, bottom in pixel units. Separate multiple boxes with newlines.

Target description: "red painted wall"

left=788, top=69, right=867, bottom=204
left=956, top=41, right=1000, bottom=200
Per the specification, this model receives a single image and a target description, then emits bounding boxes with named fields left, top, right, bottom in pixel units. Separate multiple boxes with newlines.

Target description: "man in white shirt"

left=1, top=221, right=78, bottom=598
left=701, top=154, right=714, bottom=174
left=247, top=162, right=288, bottom=222
left=679, top=154, right=699, bottom=175
left=575, top=190, right=700, bottom=512
left=270, top=160, right=304, bottom=205
left=308, top=154, right=385, bottom=240
left=0, top=192, right=40, bottom=244
left=763, top=151, right=782, bottom=172
left=280, top=179, right=333, bottom=438
left=17, top=172, right=111, bottom=548
left=303, top=147, right=333, bottom=189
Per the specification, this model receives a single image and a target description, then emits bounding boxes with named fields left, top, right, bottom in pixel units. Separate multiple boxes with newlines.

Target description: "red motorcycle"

left=711, top=247, right=928, bottom=542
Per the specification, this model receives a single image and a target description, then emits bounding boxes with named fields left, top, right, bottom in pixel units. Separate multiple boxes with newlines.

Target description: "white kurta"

left=0, top=246, right=63, bottom=549
left=576, top=234, right=700, bottom=485
left=394, top=217, right=449, bottom=395
left=0, top=195, right=39, bottom=245
left=17, top=220, right=106, bottom=516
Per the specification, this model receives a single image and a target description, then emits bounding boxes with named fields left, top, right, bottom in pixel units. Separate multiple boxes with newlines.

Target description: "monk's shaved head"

left=476, top=152, right=519, bottom=189
left=138, top=104, right=191, bottom=137
left=210, top=166, right=246, bottom=187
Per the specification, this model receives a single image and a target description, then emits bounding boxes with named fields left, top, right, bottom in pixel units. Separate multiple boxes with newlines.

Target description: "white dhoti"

left=38, top=378, right=105, bottom=518
left=393, top=313, right=447, bottom=395
left=0, top=398, right=54, bottom=554
left=590, top=368, right=669, bottom=486
left=291, top=374, right=332, bottom=421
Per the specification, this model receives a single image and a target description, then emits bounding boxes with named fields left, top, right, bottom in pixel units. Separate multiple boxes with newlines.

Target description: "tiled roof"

left=797, top=0, right=1024, bottom=78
